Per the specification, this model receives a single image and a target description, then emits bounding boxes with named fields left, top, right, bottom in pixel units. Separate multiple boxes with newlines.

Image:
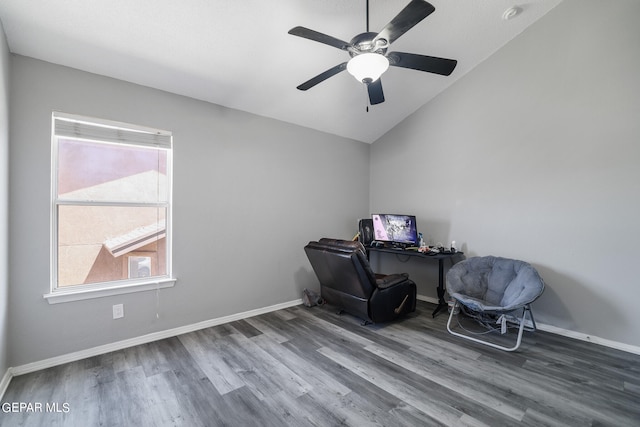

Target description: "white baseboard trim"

left=10, top=299, right=302, bottom=378
left=535, top=323, right=640, bottom=355
left=417, top=294, right=640, bottom=356
left=417, top=295, right=439, bottom=305
left=6, top=295, right=640, bottom=389
left=0, top=367, right=13, bottom=401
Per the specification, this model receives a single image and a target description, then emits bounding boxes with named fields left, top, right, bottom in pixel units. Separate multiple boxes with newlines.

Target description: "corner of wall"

left=0, top=18, right=11, bottom=391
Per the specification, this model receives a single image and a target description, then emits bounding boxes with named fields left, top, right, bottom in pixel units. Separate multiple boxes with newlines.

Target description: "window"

left=46, top=112, right=174, bottom=303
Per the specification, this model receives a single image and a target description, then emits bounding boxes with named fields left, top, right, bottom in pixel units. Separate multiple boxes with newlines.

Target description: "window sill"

left=43, top=278, right=176, bottom=304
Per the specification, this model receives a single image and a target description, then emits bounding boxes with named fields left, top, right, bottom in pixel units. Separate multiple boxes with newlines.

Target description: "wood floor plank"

left=316, top=344, right=469, bottom=425
left=218, top=386, right=289, bottom=427
left=153, top=375, right=197, bottom=426
left=625, top=380, right=640, bottom=395
left=166, top=368, right=226, bottom=426
left=251, top=334, right=352, bottom=398
left=363, top=342, right=528, bottom=421
left=244, top=315, right=291, bottom=344
left=178, top=330, right=246, bottom=395
left=226, top=332, right=313, bottom=401
left=388, top=401, right=448, bottom=427
left=229, top=319, right=264, bottom=339
left=2, top=300, right=640, bottom=427
left=281, top=337, right=406, bottom=414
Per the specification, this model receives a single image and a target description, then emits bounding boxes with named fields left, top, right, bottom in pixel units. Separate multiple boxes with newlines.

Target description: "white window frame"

left=45, top=112, right=175, bottom=304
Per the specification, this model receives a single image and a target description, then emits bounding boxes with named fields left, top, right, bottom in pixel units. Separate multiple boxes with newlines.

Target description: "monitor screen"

left=371, top=214, right=418, bottom=245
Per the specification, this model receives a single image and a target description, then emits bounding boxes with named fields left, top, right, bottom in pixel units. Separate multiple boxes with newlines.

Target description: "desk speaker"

left=358, top=218, right=374, bottom=246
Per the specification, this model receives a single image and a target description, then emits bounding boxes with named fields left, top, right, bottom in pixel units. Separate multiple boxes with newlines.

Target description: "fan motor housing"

left=349, top=32, right=388, bottom=57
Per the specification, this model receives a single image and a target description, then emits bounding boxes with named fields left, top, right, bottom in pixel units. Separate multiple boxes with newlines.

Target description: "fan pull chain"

left=362, top=82, right=370, bottom=112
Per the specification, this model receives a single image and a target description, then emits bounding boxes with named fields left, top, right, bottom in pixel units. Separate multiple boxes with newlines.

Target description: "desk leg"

left=432, top=258, right=447, bottom=318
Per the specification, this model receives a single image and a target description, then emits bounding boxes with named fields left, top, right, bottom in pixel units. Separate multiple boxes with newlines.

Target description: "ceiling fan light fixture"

left=347, top=53, right=389, bottom=83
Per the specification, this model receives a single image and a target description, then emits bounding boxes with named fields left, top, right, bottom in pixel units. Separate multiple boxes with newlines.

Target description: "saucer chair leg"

left=446, top=302, right=534, bottom=352
left=525, top=304, right=538, bottom=332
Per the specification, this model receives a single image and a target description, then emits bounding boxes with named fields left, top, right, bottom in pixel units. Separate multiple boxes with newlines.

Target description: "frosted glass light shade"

left=347, top=53, right=389, bottom=83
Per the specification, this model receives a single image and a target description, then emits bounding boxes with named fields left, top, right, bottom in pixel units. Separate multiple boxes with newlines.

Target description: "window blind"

left=53, top=112, right=172, bottom=149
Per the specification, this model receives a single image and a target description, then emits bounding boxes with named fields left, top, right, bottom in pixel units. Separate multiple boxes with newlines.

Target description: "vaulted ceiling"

left=0, top=0, right=562, bottom=143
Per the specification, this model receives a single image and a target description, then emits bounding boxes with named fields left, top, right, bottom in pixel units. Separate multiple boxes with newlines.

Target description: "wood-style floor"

left=2, top=300, right=639, bottom=426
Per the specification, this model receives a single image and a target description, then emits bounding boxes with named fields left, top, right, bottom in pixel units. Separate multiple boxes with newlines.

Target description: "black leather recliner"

left=304, top=238, right=417, bottom=324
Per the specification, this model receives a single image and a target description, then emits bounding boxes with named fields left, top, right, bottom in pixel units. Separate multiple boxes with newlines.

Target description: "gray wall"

left=8, top=55, right=369, bottom=366
left=0, top=21, right=9, bottom=378
left=6, top=0, right=639, bottom=368
left=371, top=0, right=640, bottom=347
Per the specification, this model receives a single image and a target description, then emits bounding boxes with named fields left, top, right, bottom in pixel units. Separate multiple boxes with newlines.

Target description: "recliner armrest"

left=376, top=273, right=409, bottom=289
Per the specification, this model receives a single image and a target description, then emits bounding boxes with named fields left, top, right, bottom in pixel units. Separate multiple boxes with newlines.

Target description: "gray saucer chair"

left=445, top=256, right=545, bottom=351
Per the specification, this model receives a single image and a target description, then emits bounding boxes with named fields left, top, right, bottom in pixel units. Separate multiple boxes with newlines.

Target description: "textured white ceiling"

left=0, top=0, right=562, bottom=143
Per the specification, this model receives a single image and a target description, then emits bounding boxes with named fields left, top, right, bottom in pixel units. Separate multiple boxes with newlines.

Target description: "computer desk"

left=367, top=247, right=465, bottom=317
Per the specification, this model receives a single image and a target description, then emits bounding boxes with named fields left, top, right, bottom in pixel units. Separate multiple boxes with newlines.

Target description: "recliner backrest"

left=304, top=240, right=376, bottom=299
left=318, top=238, right=367, bottom=257
left=304, top=242, right=337, bottom=289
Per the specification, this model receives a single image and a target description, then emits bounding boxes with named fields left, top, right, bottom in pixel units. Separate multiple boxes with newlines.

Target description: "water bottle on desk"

left=418, top=233, right=427, bottom=252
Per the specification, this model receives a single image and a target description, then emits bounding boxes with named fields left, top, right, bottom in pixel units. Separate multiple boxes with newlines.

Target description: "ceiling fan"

left=288, top=0, right=457, bottom=105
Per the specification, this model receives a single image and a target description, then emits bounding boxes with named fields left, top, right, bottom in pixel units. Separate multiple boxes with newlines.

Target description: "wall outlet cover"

left=113, top=304, right=124, bottom=319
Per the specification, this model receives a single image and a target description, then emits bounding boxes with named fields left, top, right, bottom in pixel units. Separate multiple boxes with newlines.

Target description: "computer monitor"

left=371, top=214, right=418, bottom=246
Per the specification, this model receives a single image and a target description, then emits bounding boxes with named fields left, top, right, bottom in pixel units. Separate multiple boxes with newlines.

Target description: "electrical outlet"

left=113, top=304, right=124, bottom=319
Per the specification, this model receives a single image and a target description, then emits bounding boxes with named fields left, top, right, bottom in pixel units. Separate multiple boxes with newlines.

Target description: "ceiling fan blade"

left=366, top=79, right=385, bottom=105
left=296, top=63, right=348, bottom=91
left=374, top=0, right=435, bottom=46
left=288, top=26, right=351, bottom=51
left=388, top=51, right=457, bottom=76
